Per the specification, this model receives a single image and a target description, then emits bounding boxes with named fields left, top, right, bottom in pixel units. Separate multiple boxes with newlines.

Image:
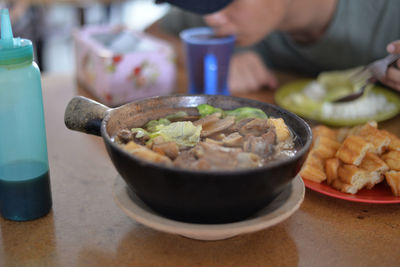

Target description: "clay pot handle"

left=64, top=96, right=111, bottom=136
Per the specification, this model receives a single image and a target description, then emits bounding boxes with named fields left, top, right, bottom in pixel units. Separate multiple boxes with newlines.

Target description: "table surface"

left=1, top=71, right=400, bottom=267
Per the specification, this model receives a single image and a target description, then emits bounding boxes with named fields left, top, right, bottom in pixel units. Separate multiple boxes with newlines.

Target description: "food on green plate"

left=285, top=67, right=398, bottom=121
left=301, top=67, right=362, bottom=102
left=321, top=92, right=396, bottom=119
left=112, top=105, right=298, bottom=171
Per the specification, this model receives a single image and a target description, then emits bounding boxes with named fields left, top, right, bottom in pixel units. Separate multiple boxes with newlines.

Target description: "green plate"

left=275, top=79, right=400, bottom=127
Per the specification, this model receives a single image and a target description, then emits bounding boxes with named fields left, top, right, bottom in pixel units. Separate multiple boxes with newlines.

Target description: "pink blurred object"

left=74, top=25, right=176, bottom=107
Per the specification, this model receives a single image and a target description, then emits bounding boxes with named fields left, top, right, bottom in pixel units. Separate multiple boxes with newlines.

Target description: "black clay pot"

left=64, top=95, right=312, bottom=224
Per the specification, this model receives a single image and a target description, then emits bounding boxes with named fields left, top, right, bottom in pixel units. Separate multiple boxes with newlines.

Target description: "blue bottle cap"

left=0, top=8, right=33, bottom=65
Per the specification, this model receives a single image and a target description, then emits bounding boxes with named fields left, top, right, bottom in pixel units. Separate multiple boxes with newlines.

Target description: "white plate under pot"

left=113, top=175, right=304, bottom=241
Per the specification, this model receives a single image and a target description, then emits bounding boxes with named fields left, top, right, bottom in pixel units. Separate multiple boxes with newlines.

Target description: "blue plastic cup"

left=180, top=27, right=235, bottom=95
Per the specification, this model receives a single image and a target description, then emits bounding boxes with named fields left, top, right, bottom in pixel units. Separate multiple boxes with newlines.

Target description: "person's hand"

left=228, top=51, right=278, bottom=93
left=380, top=41, right=400, bottom=91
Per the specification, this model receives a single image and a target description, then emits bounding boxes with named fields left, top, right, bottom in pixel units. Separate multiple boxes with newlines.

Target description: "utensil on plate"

left=333, top=54, right=400, bottom=103
left=64, top=95, right=312, bottom=224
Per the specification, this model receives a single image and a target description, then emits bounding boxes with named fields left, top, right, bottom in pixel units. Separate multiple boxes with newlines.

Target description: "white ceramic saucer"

left=113, top=175, right=304, bottom=241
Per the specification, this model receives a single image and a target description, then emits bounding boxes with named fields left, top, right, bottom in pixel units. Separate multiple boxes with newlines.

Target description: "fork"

left=333, top=54, right=400, bottom=103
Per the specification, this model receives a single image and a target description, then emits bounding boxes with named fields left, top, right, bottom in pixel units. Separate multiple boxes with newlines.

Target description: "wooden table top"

left=1, top=71, right=400, bottom=267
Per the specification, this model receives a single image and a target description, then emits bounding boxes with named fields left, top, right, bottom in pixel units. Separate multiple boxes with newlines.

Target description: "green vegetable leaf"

left=131, top=128, right=149, bottom=138
left=165, top=111, right=189, bottom=121
left=149, top=121, right=202, bottom=148
left=197, top=104, right=223, bottom=117
left=224, top=107, right=267, bottom=121
left=145, top=118, right=171, bottom=132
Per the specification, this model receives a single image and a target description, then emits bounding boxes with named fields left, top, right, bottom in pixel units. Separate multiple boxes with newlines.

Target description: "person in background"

left=150, top=0, right=400, bottom=93
left=146, top=7, right=277, bottom=93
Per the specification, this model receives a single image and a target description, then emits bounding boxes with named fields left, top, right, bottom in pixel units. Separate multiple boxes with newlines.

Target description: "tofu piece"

left=367, top=121, right=378, bottom=128
left=347, top=121, right=378, bottom=136
left=336, top=127, right=351, bottom=143
left=385, top=170, right=400, bottom=196
left=336, top=135, right=374, bottom=166
left=308, top=122, right=399, bottom=195
left=381, top=150, right=400, bottom=171
left=338, top=164, right=365, bottom=184
left=356, top=124, right=390, bottom=154
left=337, top=165, right=369, bottom=194
left=331, top=178, right=359, bottom=195
left=123, top=141, right=172, bottom=165
left=359, top=153, right=388, bottom=189
left=152, top=141, right=180, bottom=159
left=325, top=158, right=340, bottom=185
left=360, top=152, right=389, bottom=173
left=267, top=118, right=291, bottom=142
left=312, top=125, right=337, bottom=141
left=337, top=158, right=388, bottom=194
left=299, top=151, right=326, bottom=183
left=312, top=136, right=341, bottom=159
left=381, top=130, right=400, bottom=151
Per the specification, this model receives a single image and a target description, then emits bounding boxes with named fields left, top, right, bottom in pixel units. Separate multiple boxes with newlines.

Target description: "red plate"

left=303, top=178, right=400, bottom=204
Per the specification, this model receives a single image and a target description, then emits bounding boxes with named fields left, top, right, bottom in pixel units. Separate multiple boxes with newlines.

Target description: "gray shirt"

left=160, top=0, right=400, bottom=75
left=159, top=7, right=206, bottom=36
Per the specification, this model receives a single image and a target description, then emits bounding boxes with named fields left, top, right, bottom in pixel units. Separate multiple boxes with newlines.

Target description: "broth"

left=112, top=105, right=298, bottom=171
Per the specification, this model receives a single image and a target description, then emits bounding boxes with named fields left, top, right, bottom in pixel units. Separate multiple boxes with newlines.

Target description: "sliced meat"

left=174, top=150, right=194, bottom=168
left=152, top=141, right=180, bottom=160
left=205, top=138, right=224, bottom=146
left=132, top=131, right=150, bottom=145
left=174, top=142, right=261, bottom=170
left=173, top=150, right=211, bottom=170
left=226, top=118, right=254, bottom=133
left=201, top=116, right=235, bottom=137
left=243, top=130, right=277, bottom=158
left=236, top=152, right=262, bottom=168
left=192, top=142, right=242, bottom=170
left=146, top=135, right=166, bottom=149
left=262, top=130, right=277, bottom=146
left=193, top=113, right=221, bottom=127
left=239, top=118, right=270, bottom=136
left=223, top=132, right=244, bottom=147
left=207, top=132, right=226, bottom=141
left=115, top=129, right=133, bottom=144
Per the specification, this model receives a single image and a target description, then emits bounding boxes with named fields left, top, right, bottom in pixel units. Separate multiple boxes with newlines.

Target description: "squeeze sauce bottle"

left=0, top=9, right=52, bottom=221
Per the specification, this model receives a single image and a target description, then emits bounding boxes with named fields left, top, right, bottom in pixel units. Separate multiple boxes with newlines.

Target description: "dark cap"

left=156, top=0, right=233, bottom=14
